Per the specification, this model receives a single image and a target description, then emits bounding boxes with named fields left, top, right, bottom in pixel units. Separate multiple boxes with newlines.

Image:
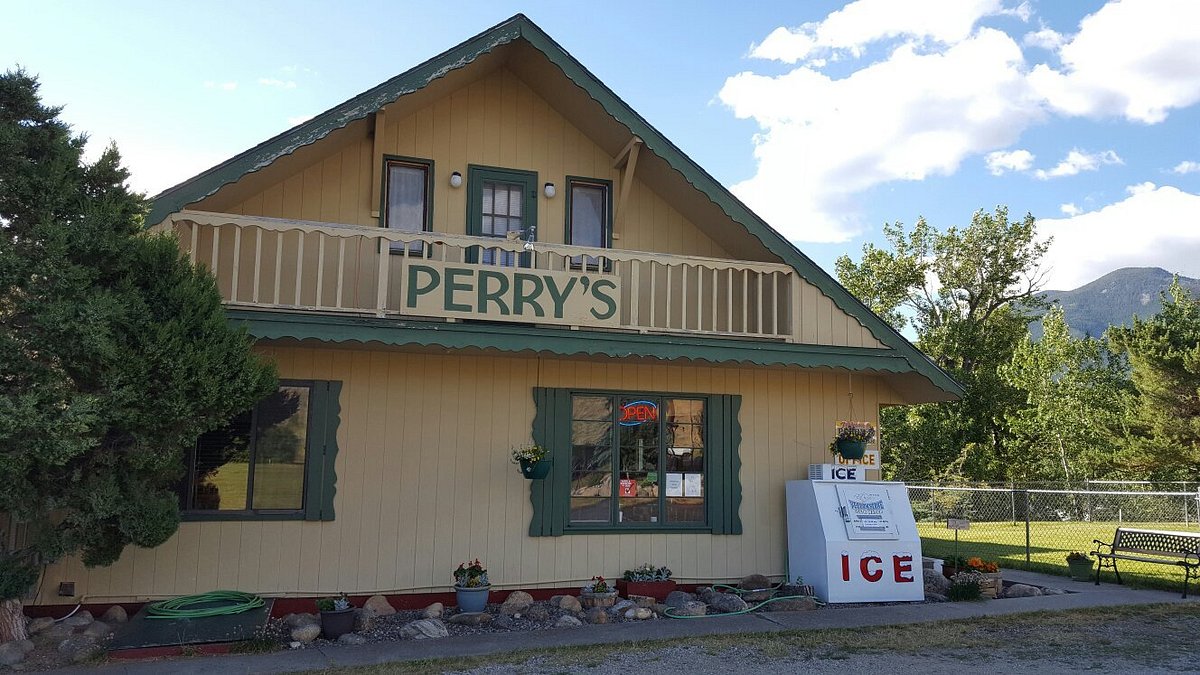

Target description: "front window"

left=569, top=393, right=706, bottom=528
left=567, top=179, right=611, bottom=269
left=182, top=382, right=312, bottom=516
left=384, top=157, right=432, bottom=254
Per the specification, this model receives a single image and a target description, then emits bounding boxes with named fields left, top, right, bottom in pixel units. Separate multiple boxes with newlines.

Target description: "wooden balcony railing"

left=166, top=210, right=808, bottom=341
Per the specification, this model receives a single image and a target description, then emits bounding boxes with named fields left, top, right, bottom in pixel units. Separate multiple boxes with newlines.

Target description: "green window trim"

left=466, top=165, right=538, bottom=265
left=529, top=387, right=742, bottom=536
left=181, top=379, right=342, bottom=522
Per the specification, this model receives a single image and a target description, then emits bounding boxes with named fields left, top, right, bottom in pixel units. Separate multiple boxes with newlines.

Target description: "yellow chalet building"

left=35, top=15, right=961, bottom=606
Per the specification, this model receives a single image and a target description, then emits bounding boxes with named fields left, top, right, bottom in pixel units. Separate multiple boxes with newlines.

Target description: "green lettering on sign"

left=590, top=279, right=618, bottom=320
left=407, top=264, right=440, bottom=308
left=512, top=273, right=546, bottom=317
left=477, top=269, right=511, bottom=315
left=444, top=267, right=473, bottom=312
left=543, top=276, right=578, bottom=319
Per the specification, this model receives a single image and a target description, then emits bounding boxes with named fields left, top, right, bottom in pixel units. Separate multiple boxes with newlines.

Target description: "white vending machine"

left=785, top=478, right=924, bottom=603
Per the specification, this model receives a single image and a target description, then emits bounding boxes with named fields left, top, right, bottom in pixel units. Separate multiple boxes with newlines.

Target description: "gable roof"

left=149, top=14, right=964, bottom=401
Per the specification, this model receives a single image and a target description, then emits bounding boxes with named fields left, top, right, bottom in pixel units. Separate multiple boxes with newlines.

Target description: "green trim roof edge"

left=231, top=309, right=928, bottom=377
left=153, top=13, right=962, bottom=400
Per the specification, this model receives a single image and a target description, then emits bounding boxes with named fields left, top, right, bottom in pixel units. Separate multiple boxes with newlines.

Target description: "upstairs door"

left=467, top=166, right=538, bottom=266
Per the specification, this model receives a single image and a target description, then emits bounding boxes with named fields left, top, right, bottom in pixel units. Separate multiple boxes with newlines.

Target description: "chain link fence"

left=907, top=483, right=1200, bottom=589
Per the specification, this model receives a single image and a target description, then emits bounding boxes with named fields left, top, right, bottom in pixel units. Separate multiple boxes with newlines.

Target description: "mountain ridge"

left=1033, top=267, right=1200, bottom=339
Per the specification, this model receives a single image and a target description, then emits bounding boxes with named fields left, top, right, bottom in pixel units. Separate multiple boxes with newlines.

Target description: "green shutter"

left=707, top=394, right=743, bottom=535
left=305, top=380, right=342, bottom=521
left=529, top=387, right=569, bottom=536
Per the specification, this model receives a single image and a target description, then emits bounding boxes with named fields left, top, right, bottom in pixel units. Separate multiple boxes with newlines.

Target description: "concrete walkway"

left=70, top=570, right=1197, bottom=675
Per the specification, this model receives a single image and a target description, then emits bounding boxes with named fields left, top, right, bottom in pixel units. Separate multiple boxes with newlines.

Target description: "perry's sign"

left=403, top=261, right=621, bottom=327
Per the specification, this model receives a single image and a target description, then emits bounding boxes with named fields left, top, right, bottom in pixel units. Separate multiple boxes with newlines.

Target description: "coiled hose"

left=145, top=590, right=265, bottom=619
left=663, top=582, right=824, bottom=619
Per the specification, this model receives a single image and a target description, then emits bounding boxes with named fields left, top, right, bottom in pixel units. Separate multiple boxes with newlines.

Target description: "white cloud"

left=1173, top=160, right=1200, bottom=175
left=258, top=78, right=297, bottom=89
left=203, top=81, right=238, bottom=91
left=1126, top=181, right=1157, bottom=196
left=1059, top=202, right=1081, bottom=216
left=1039, top=185, right=1200, bottom=290
left=1028, top=0, right=1200, bottom=123
left=1034, top=149, right=1122, bottom=180
left=749, top=0, right=1010, bottom=65
left=985, top=149, right=1034, bottom=175
left=1022, top=27, right=1064, bottom=51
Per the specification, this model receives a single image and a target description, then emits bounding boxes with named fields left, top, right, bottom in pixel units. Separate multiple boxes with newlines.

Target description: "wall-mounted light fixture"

left=449, top=171, right=463, bottom=188
left=543, top=182, right=556, bottom=198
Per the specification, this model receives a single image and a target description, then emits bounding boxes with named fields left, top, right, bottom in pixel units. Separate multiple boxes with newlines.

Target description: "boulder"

left=664, top=590, right=696, bottom=608
left=585, top=607, right=609, bottom=624
left=27, top=616, right=55, bottom=635
left=337, top=633, right=367, bottom=645
left=448, top=612, right=492, bottom=627
left=284, top=612, right=319, bottom=628
left=0, top=641, right=26, bottom=667
left=1041, top=587, right=1066, bottom=596
left=62, top=611, right=93, bottom=628
left=1005, top=584, right=1043, bottom=598
left=36, top=622, right=74, bottom=642
left=81, top=620, right=113, bottom=638
left=525, top=604, right=549, bottom=621
left=612, top=599, right=635, bottom=613
left=624, top=607, right=653, bottom=620
left=290, top=624, right=321, bottom=643
left=554, top=615, right=582, bottom=628
left=704, top=592, right=748, bottom=614
left=100, top=605, right=129, bottom=624
left=925, top=592, right=948, bottom=603
left=422, top=602, right=444, bottom=619
left=363, top=595, right=397, bottom=617
left=57, top=635, right=102, bottom=663
left=764, top=598, right=817, bottom=611
left=673, top=601, right=708, bottom=617
left=553, top=595, right=581, bottom=613
left=499, top=591, right=534, bottom=616
left=352, top=608, right=375, bottom=632
left=739, top=574, right=775, bottom=602
left=631, top=594, right=656, bottom=608
left=924, top=573, right=951, bottom=594
left=398, top=618, right=449, bottom=639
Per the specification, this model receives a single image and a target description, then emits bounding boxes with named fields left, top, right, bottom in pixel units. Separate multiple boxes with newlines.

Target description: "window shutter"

left=305, top=380, right=343, bottom=521
left=707, top=393, right=743, bottom=535
left=529, top=387, right=570, bottom=536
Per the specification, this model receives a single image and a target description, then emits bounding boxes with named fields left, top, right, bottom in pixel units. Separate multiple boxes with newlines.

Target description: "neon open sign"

left=619, top=400, right=658, bottom=426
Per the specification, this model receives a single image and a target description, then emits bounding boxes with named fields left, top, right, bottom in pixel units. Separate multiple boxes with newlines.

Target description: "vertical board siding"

left=34, top=347, right=888, bottom=604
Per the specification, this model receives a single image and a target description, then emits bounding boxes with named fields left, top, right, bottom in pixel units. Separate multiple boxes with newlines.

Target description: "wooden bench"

left=1092, top=527, right=1200, bottom=598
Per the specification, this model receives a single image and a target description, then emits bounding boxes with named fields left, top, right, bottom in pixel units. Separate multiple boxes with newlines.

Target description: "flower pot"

left=519, top=458, right=551, bottom=479
left=616, top=579, right=676, bottom=601
left=1067, top=559, right=1094, bottom=582
left=835, top=439, right=867, bottom=460
left=580, top=590, right=618, bottom=608
left=455, top=585, right=491, bottom=613
left=978, top=572, right=1002, bottom=598
left=319, top=608, right=356, bottom=640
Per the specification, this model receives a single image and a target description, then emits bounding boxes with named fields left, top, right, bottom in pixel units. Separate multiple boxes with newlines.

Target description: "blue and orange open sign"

left=619, top=400, right=658, bottom=426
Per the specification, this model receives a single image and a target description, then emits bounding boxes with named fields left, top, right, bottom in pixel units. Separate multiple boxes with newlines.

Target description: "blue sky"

left=6, top=0, right=1200, bottom=291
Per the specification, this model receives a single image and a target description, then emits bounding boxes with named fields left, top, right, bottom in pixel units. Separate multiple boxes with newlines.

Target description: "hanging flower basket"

left=512, top=445, right=550, bottom=479
left=835, top=439, right=867, bottom=460
left=829, top=421, right=876, bottom=460
left=519, top=458, right=551, bottom=479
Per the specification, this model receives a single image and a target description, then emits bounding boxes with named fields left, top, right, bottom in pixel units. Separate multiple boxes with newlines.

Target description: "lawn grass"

left=917, top=519, right=1200, bottom=591
left=299, top=603, right=1200, bottom=674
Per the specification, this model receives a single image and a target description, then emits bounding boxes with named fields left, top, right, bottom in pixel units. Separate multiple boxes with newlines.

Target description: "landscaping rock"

left=554, top=615, right=582, bottom=628
left=337, top=632, right=367, bottom=646
left=585, top=607, right=609, bottom=624
left=525, top=604, right=549, bottom=621
left=363, top=594, right=397, bottom=617
left=925, top=592, right=948, bottom=603
left=764, top=598, right=817, bottom=611
left=290, top=624, right=321, bottom=643
left=924, top=573, right=951, bottom=594
left=398, top=618, right=449, bottom=639
left=1005, top=584, right=1043, bottom=598
left=673, top=601, right=708, bottom=617
left=36, top=622, right=73, bottom=642
left=499, top=590, right=534, bottom=615
left=81, top=620, right=113, bottom=638
left=422, top=602, right=444, bottom=619
left=624, top=607, right=653, bottom=620
left=100, top=605, right=128, bottom=624
left=705, top=592, right=748, bottom=613
left=353, top=608, right=375, bottom=632
left=739, top=574, right=775, bottom=602
left=26, top=617, right=55, bottom=635
left=448, top=612, right=492, bottom=627
left=1041, top=587, right=1066, bottom=596
left=631, top=594, right=656, bottom=608
left=665, top=590, right=696, bottom=608
left=553, top=595, right=582, bottom=613
left=612, top=599, right=635, bottom=613
left=654, top=603, right=672, bottom=616
left=57, top=635, right=102, bottom=663
left=0, top=641, right=25, bottom=667
left=62, top=611, right=93, bottom=628
left=284, top=612, right=319, bottom=628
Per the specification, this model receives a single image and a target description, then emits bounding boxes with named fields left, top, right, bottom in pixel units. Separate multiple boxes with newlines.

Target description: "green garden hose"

left=663, top=582, right=824, bottom=619
left=145, top=590, right=265, bottom=619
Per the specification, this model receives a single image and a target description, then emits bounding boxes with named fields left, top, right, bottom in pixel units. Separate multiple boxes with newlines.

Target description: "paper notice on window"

left=665, top=473, right=684, bottom=497
left=683, top=473, right=703, bottom=497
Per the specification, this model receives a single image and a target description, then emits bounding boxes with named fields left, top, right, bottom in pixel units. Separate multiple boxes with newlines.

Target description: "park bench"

left=1092, top=527, right=1200, bottom=598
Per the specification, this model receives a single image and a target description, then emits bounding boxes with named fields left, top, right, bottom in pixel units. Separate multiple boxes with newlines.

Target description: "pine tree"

left=0, top=70, right=276, bottom=640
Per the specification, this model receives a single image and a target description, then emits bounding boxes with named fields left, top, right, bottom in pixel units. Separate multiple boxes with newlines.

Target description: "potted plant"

left=829, top=421, right=876, bottom=460
left=453, top=558, right=491, bottom=613
left=616, top=563, right=676, bottom=600
left=512, top=444, right=551, bottom=479
left=579, top=576, right=618, bottom=608
left=950, top=556, right=1001, bottom=598
left=1066, top=551, right=1094, bottom=581
left=316, top=593, right=355, bottom=640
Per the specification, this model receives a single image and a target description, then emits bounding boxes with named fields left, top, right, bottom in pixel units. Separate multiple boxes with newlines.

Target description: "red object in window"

left=619, top=479, right=637, bottom=497
left=619, top=401, right=658, bottom=425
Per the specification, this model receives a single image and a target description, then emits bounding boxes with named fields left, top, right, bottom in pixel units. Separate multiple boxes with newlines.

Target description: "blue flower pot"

left=455, top=585, right=491, bottom=613
left=519, top=459, right=551, bottom=479
left=835, top=439, right=867, bottom=460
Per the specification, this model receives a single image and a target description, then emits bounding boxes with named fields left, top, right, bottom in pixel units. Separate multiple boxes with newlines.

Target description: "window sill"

left=181, top=511, right=307, bottom=522
left=564, top=524, right=712, bottom=535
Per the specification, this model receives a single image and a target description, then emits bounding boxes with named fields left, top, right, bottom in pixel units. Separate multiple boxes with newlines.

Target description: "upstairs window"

left=383, top=157, right=433, bottom=254
left=566, top=178, right=611, bottom=269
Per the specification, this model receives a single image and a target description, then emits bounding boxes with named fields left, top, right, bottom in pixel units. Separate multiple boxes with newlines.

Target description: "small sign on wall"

left=946, top=518, right=970, bottom=531
left=834, top=448, right=881, bottom=468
